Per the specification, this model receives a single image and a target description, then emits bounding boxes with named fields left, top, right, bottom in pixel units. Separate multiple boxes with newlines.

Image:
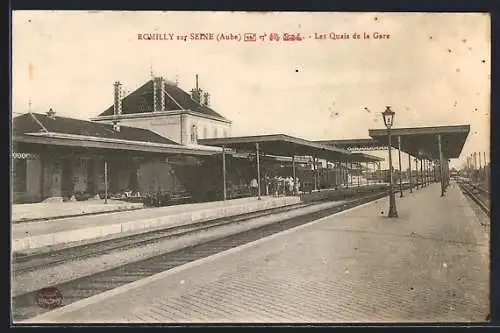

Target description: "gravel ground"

left=12, top=201, right=345, bottom=297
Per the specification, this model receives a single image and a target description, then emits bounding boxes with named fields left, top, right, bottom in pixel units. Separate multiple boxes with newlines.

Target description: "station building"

left=12, top=74, right=234, bottom=204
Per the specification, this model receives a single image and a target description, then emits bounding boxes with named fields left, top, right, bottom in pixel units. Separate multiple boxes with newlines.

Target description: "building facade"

left=12, top=111, right=224, bottom=204
left=90, top=75, right=232, bottom=145
left=11, top=74, right=242, bottom=204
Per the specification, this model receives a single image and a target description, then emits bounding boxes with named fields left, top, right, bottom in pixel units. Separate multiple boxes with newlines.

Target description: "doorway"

left=86, top=158, right=95, bottom=195
left=61, top=158, right=74, bottom=200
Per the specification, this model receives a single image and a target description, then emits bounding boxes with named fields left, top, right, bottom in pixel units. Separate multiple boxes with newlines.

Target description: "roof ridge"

left=15, top=111, right=180, bottom=146
left=28, top=112, right=49, bottom=132
left=30, top=111, right=161, bottom=133
left=163, top=87, right=184, bottom=110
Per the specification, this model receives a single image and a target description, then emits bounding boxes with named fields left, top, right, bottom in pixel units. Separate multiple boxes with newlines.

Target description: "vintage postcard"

left=11, top=11, right=490, bottom=324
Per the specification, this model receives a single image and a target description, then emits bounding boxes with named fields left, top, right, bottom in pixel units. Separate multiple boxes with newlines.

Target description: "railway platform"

left=12, top=196, right=300, bottom=253
left=12, top=184, right=390, bottom=254
left=12, top=200, right=143, bottom=224
left=23, top=181, right=489, bottom=323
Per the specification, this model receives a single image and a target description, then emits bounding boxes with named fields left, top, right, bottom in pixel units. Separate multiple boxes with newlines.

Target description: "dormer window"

left=46, top=108, right=56, bottom=119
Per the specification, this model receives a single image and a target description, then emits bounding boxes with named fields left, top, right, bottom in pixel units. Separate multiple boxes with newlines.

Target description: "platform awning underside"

left=368, top=125, right=470, bottom=160
left=199, top=134, right=383, bottom=162
left=349, top=153, right=384, bottom=163
left=316, top=125, right=469, bottom=160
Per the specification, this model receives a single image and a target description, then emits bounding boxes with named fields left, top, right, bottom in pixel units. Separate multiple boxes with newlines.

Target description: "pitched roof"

left=13, top=112, right=179, bottom=145
left=97, top=79, right=229, bottom=121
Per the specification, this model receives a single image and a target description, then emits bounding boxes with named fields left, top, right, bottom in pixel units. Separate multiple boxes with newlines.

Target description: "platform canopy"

left=198, top=134, right=353, bottom=161
left=348, top=152, right=385, bottom=163
left=315, top=138, right=386, bottom=151
left=368, top=125, right=470, bottom=160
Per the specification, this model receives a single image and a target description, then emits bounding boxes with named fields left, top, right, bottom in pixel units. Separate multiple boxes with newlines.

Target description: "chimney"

left=153, top=76, right=165, bottom=112
left=46, top=108, right=56, bottom=119
left=202, top=92, right=210, bottom=106
left=113, top=81, right=123, bottom=116
left=190, top=74, right=202, bottom=103
left=112, top=120, right=120, bottom=132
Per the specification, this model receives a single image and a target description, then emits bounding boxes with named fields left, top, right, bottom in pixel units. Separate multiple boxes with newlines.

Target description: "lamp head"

left=382, top=106, right=395, bottom=129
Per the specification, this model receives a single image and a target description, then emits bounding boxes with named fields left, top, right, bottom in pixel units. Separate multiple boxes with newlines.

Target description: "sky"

left=12, top=11, right=490, bottom=169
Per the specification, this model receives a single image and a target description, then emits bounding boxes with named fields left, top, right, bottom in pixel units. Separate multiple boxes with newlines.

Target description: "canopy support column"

left=340, top=161, right=344, bottom=188
left=420, top=158, right=424, bottom=187
left=222, top=145, right=227, bottom=201
left=345, top=160, right=349, bottom=189
left=408, top=153, right=412, bottom=193
left=424, top=159, right=427, bottom=185
left=336, top=162, right=340, bottom=188
left=292, top=155, right=297, bottom=195
left=366, top=162, right=369, bottom=185
left=428, top=160, right=431, bottom=184
left=445, top=159, right=450, bottom=188
left=397, top=136, right=403, bottom=197
left=104, top=159, right=108, bottom=204
left=256, top=142, right=261, bottom=200
left=414, top=157, right=419, bottom=189
left=427, top=160, right=430, bottom=184
left=350, top=161, right=353, bottom=188
left=377, top=162, right=381, bottom=184
left=424, top=159, right=428, bottom=184
left=434, top=160, right=437, bottom=183
left=357, top=162, right=361, bottom=188
left=317, top=158, right=321, bottom=191
left=313, top=157, right=318, bottom=191
left=438, top=134, right=445, bottom=197
left=427, top=160, right=430, bottom=185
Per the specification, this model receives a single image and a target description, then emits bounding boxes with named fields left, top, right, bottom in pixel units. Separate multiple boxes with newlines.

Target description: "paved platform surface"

left=23, top=182, right=489, bottom=323
left=302, top=183, right=388, bottom=202
left=13, top=196, right=300, bottom=252
left=12, top=200, right=143, bottom=223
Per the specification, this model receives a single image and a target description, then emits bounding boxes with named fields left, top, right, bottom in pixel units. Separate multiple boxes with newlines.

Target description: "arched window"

left=223, top=129, right=228, bottom=138
left=203, top=126, right=208, bottom=139
left=213, top=127, right=218, bottom=138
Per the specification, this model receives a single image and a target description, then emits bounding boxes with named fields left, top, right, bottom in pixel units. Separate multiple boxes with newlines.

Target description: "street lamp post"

left=382, top=106, right=398, bottom=218
left=418, top=150, right=424, bottom=187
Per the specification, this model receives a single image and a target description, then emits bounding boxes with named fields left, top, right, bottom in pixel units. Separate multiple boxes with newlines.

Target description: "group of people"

left=249, top=175, right=301, bottom=197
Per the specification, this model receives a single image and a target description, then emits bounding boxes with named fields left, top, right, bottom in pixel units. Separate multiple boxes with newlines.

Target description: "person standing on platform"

left=276, top=176, right=282, bottom=196
left=288, top=177, right=294, bottom=196
left=250, top=177, right=258, bottom=197
left=264, top=174, right=270, bottom=196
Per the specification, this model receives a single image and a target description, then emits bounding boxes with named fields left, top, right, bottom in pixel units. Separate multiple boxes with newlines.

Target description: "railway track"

left=13, top=188, right=393, bottom=322
left=457, top=179, right=490, bottom=215
left=13, top=201, right=318, bottom=275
